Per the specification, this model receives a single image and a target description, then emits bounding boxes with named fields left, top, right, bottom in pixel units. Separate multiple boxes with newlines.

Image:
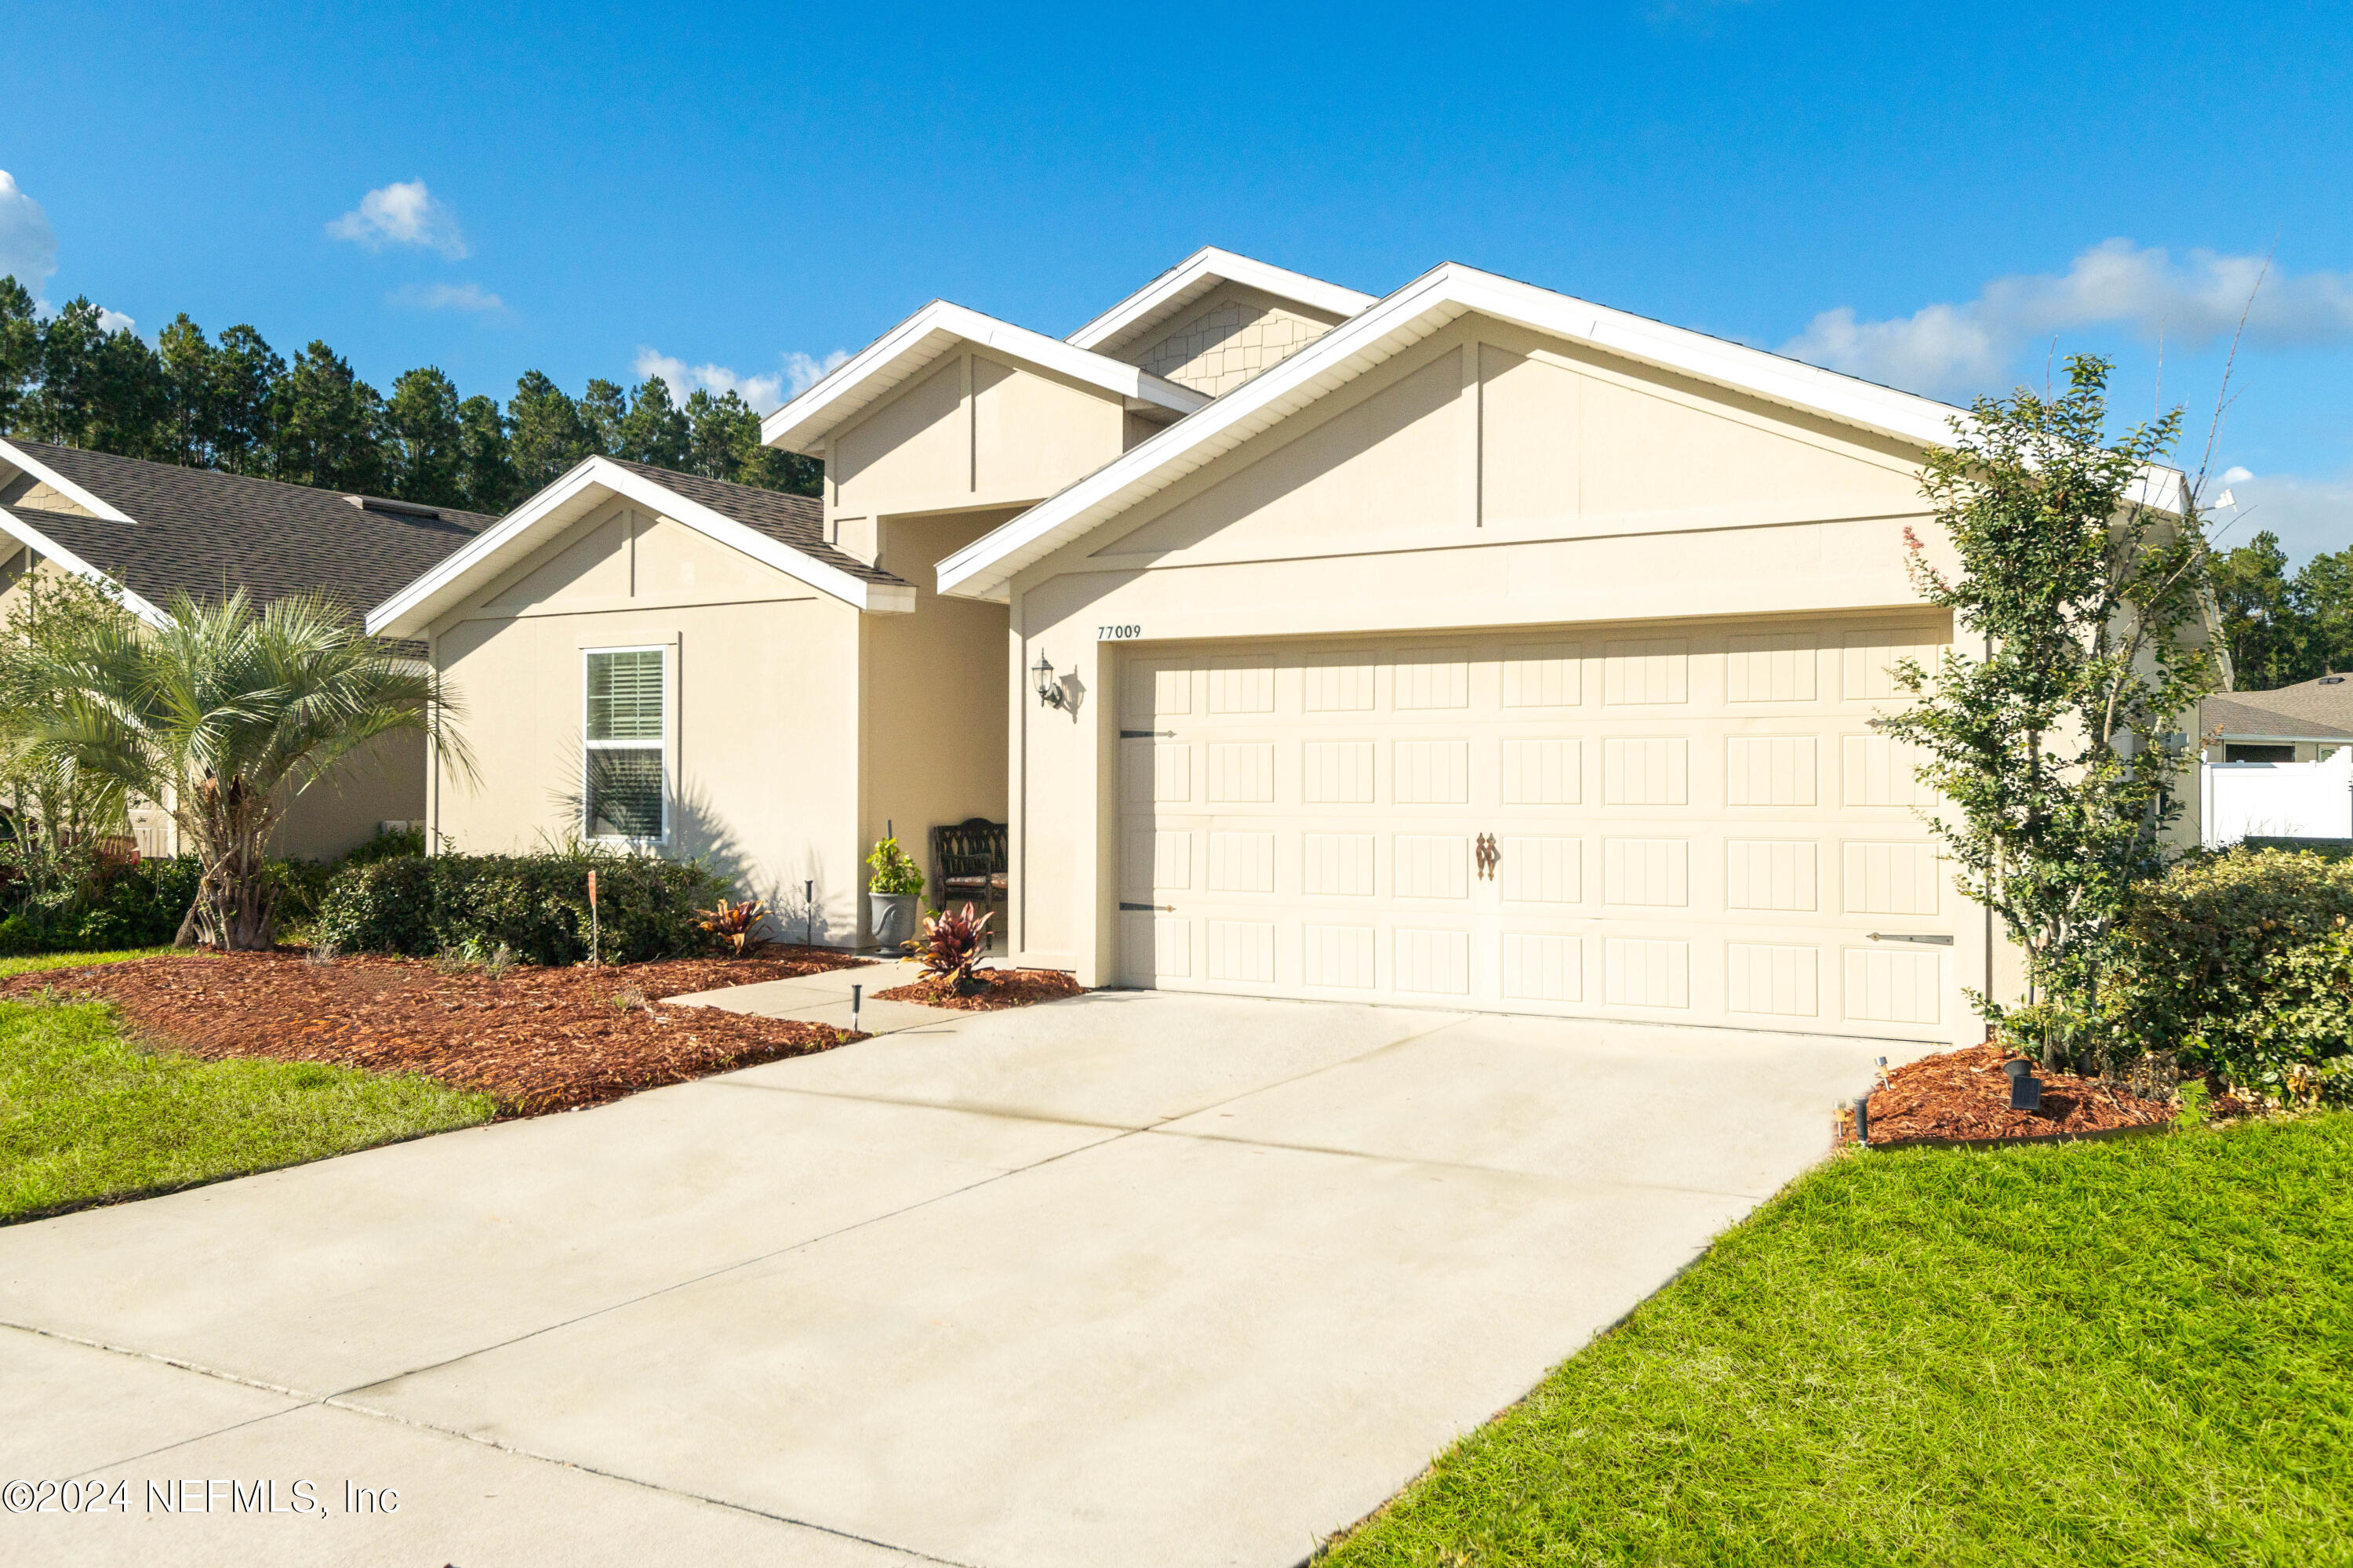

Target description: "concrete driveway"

left=0, top=988, right=1895, bottom=1567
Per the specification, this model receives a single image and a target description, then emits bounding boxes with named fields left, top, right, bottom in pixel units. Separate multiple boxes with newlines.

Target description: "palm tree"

left=0, top=589, right=471, bottom=949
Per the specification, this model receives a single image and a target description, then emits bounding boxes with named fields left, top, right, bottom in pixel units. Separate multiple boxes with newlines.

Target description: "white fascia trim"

left=1064, top=246, right=1379, bottom=351
left=758, top=300, right=1212, bottom=453
left=0, top=507, right=169, bottom=627
left=939, top=261, right=2191, bottom=600
left=367, top=457, right=913, bottom=638
left=0, top=436, right=139, bottom=524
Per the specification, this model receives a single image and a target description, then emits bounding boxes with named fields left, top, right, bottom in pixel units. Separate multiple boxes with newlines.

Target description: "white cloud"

left=2221, top=465, right=2256, bottom=485
left=391, top=281, right=504, bottom=313
left=0, top=169, right=58, bottom=293
left=2207, top=467, right=2353, bottom=565
left=784, top=349, right=850, bottom=395
left=96, top=307, right=135, bottom=334
left=630, top=346, right=848, bottom=416
left=1784, top=239, right=2353, bottom=398
left=327, top=180, right=469, bottom=259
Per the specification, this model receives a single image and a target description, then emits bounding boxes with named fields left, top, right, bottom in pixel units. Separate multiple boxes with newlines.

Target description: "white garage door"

left=1116, top=618, right=1962, bottom=1041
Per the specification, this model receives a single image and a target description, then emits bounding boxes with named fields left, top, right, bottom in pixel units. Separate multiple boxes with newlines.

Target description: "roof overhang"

left=0, top=436, right=139, bottom=526
left=367, top=456, right=915, bottom=639
left=1064, top=246, right=1377, bottom=357
left=937, top=261, right=2192, bottom=602
left=0, top=505, right=170, bottom=628
left=760, top=300, right=1212, bottom=456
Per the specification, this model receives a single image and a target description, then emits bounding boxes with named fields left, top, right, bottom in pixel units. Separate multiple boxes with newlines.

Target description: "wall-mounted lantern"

left=1033, top=650, right=1068, bottom=710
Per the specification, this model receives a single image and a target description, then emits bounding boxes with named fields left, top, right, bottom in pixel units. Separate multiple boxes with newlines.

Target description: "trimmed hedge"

left=2106, top=847, right=2353, bottom=1099
left=314, top=849, right=727, bottom=966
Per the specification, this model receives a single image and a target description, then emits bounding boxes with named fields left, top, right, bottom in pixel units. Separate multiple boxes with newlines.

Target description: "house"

left=2199, top=674, right=2353, bottom=763
left=379, top=248, right=2193, bottom=1044
left=918, top=252, right=2183, bottom=1047
left=366, top=456, right=1005, bottom=945
left=2197, top=675, right=2353, bottom=847
left=0, top=437, right=494, bottom=859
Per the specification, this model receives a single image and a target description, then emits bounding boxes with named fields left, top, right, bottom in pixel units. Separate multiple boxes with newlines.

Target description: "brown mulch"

left=0, top=945, right=875, bottom=1117
left=873, top=966, right=1085, bottom=1012
left=1846, top=1040, right=2175, bottom=1148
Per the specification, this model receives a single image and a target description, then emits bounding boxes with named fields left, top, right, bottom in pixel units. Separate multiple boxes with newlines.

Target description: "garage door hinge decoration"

left=1475, top=834, right=1500, bottom=881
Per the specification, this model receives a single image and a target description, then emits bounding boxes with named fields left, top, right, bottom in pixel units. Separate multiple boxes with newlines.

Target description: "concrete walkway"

left=0, top=989, right=1905, bottom=1567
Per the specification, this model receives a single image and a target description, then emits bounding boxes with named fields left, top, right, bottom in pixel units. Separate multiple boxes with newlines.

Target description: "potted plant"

left=865, top=836, right=925, bottom=951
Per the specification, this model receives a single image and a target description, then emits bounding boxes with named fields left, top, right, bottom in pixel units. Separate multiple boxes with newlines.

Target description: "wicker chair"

left=930, top=818, right=1009, bottom=913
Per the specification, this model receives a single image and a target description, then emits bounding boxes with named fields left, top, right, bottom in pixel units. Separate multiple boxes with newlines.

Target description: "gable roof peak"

left=1064, top=247, right=1377, bottom=358
left=760, top=298, right=1210, bottom=457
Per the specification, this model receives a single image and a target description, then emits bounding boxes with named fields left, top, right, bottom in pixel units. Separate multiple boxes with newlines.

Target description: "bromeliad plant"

left=695, top=895, right=767, bottom=957
left=918, top=902, right=994, bottom=992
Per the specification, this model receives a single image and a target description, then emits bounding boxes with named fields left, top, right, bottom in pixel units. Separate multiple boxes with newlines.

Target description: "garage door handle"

left=1475, top=833, right=1500, bottom=880
left=1119, top=730, right=1174, bottom=739
left=1867, top=932, right=1953, bottom=946
left=1120, top=901, right=1174, bottom=912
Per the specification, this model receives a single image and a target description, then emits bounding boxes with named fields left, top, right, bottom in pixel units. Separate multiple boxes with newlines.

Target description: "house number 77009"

left=1097, top=624, right=1144, bottom=641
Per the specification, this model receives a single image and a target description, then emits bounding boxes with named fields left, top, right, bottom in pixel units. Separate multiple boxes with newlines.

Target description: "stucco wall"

left=428, top=497, right=867, bottom=945
left=858, top=510, right=1015, bottom=914
left=826, top=351, right=1133, bottom=556
left=998, top=313, right=2000, bottom=997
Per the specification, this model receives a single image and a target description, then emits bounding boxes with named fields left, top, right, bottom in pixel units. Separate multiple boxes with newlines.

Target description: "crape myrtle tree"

left=0, top=273, right=824, bottom=508
left=1880, top=355, right=2217, bottom=1068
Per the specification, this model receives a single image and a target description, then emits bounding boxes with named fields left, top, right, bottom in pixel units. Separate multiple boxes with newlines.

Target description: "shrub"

left=2104, top=846, right=2353, bottom=1099
left=315, top=848, right=729, bottom=966
left=340, top=824, right=426, bottom=869
left=866, top=836, right=924, bottom=896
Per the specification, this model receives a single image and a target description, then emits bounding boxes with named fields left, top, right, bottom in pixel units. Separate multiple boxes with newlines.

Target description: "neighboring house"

left=376, top=247, right=2194, bottom=1044
left=2198, top=675, right=2353, bottom=763
left=2197, top=675, right=2353, bottom=848
left=0, top=437, right=493, bottom=860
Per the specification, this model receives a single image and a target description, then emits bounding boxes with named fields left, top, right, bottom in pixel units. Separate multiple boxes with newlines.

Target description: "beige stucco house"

left=380, top=246, right=2195, bottom=1042
left=367, top=457, right=1015, bottom=944
left=0, top=437, right=491, bottom=860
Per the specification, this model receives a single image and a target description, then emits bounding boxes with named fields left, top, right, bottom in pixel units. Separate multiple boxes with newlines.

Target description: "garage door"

left=1116, top=618, right=1962, bottom=1041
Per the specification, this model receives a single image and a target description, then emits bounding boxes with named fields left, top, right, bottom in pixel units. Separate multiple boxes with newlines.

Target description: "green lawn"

left=0, top=945, right=178, bottom=978
left=1323, top=1114, right=2353, bottom=1568
left=0, top=994, right=493, bottom=1223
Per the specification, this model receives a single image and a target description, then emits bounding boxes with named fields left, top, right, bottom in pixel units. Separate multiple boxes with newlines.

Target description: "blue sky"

left=5, top=0, right=2350, bottom=558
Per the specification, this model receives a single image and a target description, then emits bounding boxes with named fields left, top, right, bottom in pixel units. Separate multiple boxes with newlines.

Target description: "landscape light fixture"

left=1033, top=650, right=1067, bottom=710
left=2005, top=1057, right=2042, bottom=1111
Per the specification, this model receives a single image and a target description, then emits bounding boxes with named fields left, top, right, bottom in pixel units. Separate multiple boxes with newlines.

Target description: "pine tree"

left=270, top=340, right=386, bottom=493
left=454, top=394, right=518, bottom=515
left=384, top=366, right=466, bottom=508
left=0, top=275, right=38, bottom=435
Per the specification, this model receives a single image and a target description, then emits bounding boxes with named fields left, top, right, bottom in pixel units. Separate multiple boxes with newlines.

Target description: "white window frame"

left=581, top=644, right=670, bottom=845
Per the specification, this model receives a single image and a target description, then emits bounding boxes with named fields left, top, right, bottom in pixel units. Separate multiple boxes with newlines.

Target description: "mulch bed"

left=873, top=966, right=1084, bottom=1012
left=0, top=945, right=873, bottom=1117
left=1846, top=1041, right=2175, bottom=1149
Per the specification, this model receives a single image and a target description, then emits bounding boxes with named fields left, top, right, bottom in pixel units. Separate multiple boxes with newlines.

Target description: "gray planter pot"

left=868, top=891, right=919, bottom=951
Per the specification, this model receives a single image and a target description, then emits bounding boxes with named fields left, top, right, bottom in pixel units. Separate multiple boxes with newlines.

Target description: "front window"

left=584, top=647, right=666, bottom=839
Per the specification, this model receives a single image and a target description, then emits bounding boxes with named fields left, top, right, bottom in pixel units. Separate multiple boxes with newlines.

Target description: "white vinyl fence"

left=2202, top=747, right=2353, bottom=849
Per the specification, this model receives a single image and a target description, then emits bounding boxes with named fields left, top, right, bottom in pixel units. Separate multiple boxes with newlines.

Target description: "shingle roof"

left=598, top=458, right=907, bottom=588
left=0, top=439, right=496, bottom=619
left=2202, top=677, right=2353, bottom=743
